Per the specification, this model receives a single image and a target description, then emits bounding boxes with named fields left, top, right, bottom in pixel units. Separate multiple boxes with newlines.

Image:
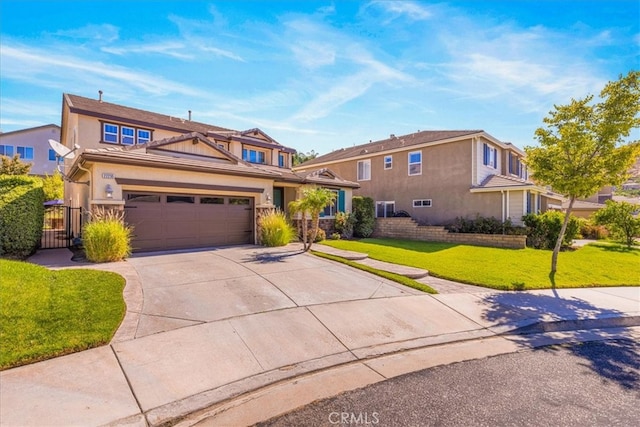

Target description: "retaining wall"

left=373, top=217, right=526, bottom=249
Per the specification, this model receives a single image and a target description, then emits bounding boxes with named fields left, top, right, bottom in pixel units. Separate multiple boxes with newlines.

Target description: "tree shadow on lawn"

left=481, top=291, right=639, bottom=391
left=358, top=238, right=460, bottom=254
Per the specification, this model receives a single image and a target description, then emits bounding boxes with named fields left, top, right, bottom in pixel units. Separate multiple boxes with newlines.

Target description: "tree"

left=593, top=200, right=640, bottom=248
left=292, top=150, right=318, bottom=166
left=525, top=71, right=640, bottom=273
left=42, top=171, right=64, bottom=201
left=0, top=155, right=32, bottom=175
left=288, top=185, right=336, bottom=251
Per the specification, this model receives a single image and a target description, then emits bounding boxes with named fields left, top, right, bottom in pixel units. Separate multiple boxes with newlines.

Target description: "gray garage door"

left=124, top=192, right=254, bottom=251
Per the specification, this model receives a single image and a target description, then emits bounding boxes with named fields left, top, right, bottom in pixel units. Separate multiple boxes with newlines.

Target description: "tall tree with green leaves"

left=0, top=155, right=32, bottom=175
left=593, top=200, right=640, bottom=248
left=288, top=185, right=336, bottom=251
left=526, top=70, right=640, bottom=273
left=292, top=150, right=318, bottom=166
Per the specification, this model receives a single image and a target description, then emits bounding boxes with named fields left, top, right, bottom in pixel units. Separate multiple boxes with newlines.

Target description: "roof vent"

left=390, top=134, right=395, bottom=138
left=188, top=110, right=192, bottom=121
left=360, top=149, right=368, bottom=154
left=98, top=90, right=103, bottom=103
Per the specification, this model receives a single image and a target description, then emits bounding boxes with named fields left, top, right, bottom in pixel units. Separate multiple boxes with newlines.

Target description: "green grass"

left=311, top=251, right=437, bottom=294
left=0, top=260, right=126, bottom=370
left=320, top=239, right=640, bottom=291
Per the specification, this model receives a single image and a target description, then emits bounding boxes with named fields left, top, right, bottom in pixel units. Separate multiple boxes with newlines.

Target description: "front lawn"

left=320, top=239, right=640, bottom=290
left=0, top=260, right=126, bottom=370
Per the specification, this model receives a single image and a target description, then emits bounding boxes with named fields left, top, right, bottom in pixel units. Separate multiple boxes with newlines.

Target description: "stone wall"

left=373, top=218, right=526, bottom=249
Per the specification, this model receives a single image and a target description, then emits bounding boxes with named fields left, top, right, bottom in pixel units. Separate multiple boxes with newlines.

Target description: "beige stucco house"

left=60, top=93, right=357, bottom=251
left=0, top=124, right=61, bottom=177
left=295, top=130, right=562, bottom=226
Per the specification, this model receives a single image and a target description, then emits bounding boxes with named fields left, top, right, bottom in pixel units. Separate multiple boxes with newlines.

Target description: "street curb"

left=127, top=323, right=640, bottom=427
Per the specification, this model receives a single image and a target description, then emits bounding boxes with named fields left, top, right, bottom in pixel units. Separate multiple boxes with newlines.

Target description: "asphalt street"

left=259, top=339, right=640, bottom=427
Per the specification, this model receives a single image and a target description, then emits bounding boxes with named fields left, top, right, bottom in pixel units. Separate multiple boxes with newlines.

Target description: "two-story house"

left=295, top=130, right=562, bottom=226
left=0, top=124, right=61, bottom=177
left=60, top=93, right=357, bottom=251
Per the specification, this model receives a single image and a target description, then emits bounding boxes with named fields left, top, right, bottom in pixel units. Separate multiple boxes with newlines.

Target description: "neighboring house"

left=0, top=124, right=61, bottom=176
left=60, top=93, right=357, bottom=251
left=295, top=130, right=562, bottom=226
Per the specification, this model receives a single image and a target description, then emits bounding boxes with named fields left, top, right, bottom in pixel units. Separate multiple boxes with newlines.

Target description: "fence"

left=41, top=206, right=83, bottom=249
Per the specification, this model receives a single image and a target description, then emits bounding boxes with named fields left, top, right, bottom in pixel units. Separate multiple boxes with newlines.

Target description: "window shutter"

left=483, top=144, right=488, bottom=165
left=338, top=190, right=345, bottom=212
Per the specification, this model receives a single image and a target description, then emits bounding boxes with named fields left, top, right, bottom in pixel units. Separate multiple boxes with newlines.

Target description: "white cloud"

left=0, top=43, right=203, bottom=98
left=101, top=41, right=194, bottom=60
left=53, top=24, right=120, bottom=43
left=365, top=0, right=432, bottom=23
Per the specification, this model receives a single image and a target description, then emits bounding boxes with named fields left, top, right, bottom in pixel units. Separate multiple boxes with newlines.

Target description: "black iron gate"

left=41, top=206, right=83, bottom=249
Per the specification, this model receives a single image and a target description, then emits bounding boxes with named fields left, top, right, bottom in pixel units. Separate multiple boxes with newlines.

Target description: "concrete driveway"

left=3, top=244, right=639, bottom=427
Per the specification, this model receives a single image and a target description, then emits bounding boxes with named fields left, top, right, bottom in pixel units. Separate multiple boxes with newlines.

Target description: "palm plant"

left=289, top=186, right=336, bottom=251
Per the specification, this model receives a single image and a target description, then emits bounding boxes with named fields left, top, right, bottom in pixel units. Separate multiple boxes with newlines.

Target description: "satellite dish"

left=48, top=139, right=76, bottom=159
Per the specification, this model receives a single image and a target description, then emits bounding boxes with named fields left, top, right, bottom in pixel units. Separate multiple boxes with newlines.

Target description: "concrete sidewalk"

left=1, top=245, right=639, bottom=427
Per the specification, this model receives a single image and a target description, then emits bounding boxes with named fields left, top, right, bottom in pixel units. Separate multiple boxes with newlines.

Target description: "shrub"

left=259, top=209, right=296, bottom=247
left=330, top=232, right=341, bottom=240
left=593, top=200, right=640, bottom=248
left=307, top=227, right=326, bottom=242
left=448, top=215, right=519, bottom=235
left=0, top=175, right=44, bottom=259
left=334, top=211, right=356, bottom=239
left=577, top=218, right=609, bottom=240
left=523, top=211, right=580, bottom=250
left=352, top=196, right=375, bottom=238
left=82, top=207, right=132, bottom=262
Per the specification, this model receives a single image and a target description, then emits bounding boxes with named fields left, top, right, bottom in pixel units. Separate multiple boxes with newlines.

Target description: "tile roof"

left=64, top=93, right=232, bottom=134
left=297, top=130, right=484, bottom=167
left=72, top=146, right=280, bottom=179
left=476, top=174, right=533, bottom=189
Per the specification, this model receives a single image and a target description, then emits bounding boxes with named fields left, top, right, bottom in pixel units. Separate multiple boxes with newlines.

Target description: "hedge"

left=0, top=175, right=45, bottom=259
left=352, top=196, right=375, bottom=238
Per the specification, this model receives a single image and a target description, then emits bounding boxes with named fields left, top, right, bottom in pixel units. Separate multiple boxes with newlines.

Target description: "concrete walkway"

left=1, top=245, right=639, bottom=427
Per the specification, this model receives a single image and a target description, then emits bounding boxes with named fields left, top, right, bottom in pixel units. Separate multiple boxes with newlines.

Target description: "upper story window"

left=483, top=143, right=497, bottom=169
left=408, top=151, right=422, bottom=176
left=102, top=122, right=152, bottom=146
left=279, top=153, right=286, bottom=168
left=384, top=155, right=392, bottom=170
left=357, top=159, right=371, bottom=181
left=242, top=148, right=266, bottom=164
left=17, top=146, right=34, bottom=160
left=0, top=145, right=14, bottom=157
left=508, top=152, right=528, bottom=179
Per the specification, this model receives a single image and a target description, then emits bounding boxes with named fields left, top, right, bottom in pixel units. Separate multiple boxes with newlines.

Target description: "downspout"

left=501, top=190, right=505, bottom=222
left=505, top=191, right=510, bottom=221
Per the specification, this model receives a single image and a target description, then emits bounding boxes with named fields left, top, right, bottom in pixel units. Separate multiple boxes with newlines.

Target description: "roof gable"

left=135, top=132, right=240, bottom=164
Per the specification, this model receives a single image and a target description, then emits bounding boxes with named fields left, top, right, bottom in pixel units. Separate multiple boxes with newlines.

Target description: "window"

left=376, top=201, right=395, bottom=218
left=384, top=155, right=392, bottom=170
left=321, top=189, right=340, bottom=217
left=121, top=126, right=135, bottom=145
left=126, top=193, right=160, bottom=202
left=102, top=123, right=152, bottom=145
left=17, top=146, right=34, bottom=160
left=242, top=148, right=267, bottom=164
left=413, top=199, right=432, bottom=208
left=167, top=195, right=194, bottom=204
left=408, top=151, right=422, bottom=176
left=137, top=129, right=151, bottom=145
left=229, top=198, right=251, bottom=205
left=279, top=153, right=285, bottom=168
left=104, top=123, right=119, bottom=143
left=0, top=145, right=14, bottom=157
left=357, top=159, right=371, bottom=181
left=483, top=143, right=497, bottom=169
left=49, top=149, right=57, bottom=161
left=201, top=197, right=224, bottom=204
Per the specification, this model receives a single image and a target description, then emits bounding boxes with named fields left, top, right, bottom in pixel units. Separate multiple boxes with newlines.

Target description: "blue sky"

left=1, top=1, right=638, bottom=155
